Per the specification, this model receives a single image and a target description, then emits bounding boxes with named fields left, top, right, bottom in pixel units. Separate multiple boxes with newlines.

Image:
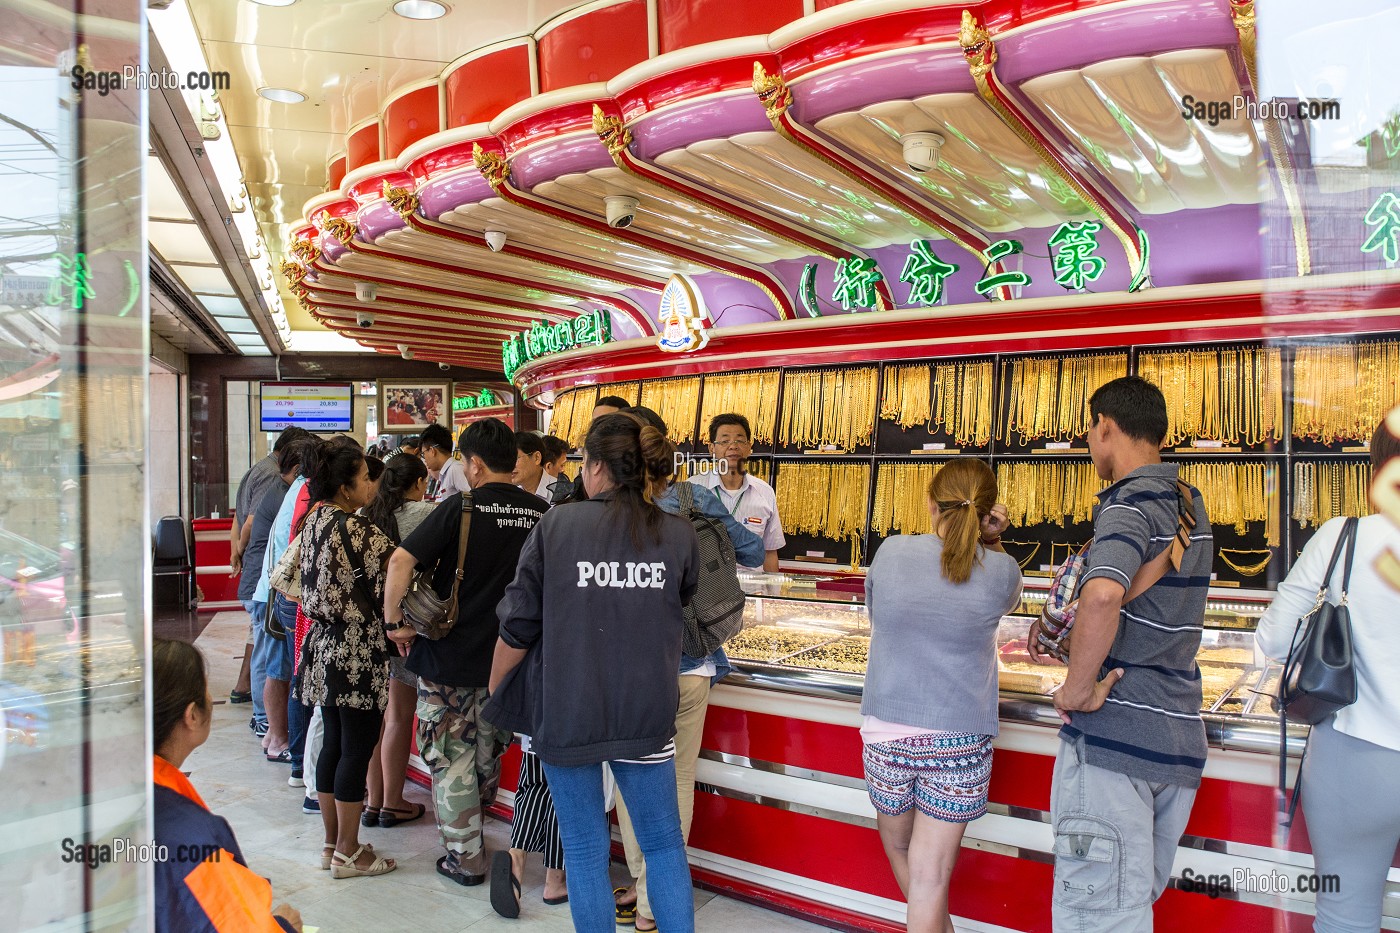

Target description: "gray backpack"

left=674, top=482, right=746, bottom=657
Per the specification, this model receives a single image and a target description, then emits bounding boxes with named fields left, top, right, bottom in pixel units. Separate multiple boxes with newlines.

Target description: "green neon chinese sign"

left=832, top=256, right=882, bottom=311
left=1048, top=221, right=1106, bottom=290
left=974, top=239, right=1030, bottom=297
left=900, top=239, right=958, bottom=305
left=47, top=251, right=94, bottom=309
left=453, top=388, right=497, bottom=412
left=1363, top=192, right=1400, bottom=264
left=502, top=308, right=612, bottom=382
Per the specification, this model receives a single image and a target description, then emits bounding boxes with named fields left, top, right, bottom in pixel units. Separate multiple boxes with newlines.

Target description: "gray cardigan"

left=861, top=535, right=1023, bottom=737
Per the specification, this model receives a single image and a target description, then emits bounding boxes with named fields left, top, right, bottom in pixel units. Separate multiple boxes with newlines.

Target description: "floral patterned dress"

left=296, top=504, right=394, bottom=711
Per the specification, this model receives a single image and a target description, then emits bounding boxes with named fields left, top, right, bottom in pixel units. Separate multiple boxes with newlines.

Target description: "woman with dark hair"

left=152, top=638, right=302, bottom=932
left=861, top=459, right=1017, bottom=933
left=297, top=441, right=398, bottom=878
left=487, top=413, right=699, bottom=933
left=1256, top=418, right=1400, bottom=932
left=358, top=455, right=433, bottom=828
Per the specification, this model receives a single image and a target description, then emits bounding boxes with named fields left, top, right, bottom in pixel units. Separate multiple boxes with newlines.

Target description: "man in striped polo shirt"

left=1031, top=376, right=1214, bottom=932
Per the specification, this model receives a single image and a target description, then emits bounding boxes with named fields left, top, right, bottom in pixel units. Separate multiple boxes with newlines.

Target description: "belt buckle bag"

left=399, top=492, right=474, bottom=641
left=1037, top=479, right=1195, bottom=662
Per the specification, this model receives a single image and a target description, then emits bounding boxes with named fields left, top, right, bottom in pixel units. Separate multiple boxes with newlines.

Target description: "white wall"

left=148, top=369, right=184, bottom=524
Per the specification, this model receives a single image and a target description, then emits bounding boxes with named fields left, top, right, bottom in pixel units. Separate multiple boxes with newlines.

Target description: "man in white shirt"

left=421, top=423, right=469, bottom=500
left=511, top=431, right=554, bottom=504
left=691, top=413, right=785, bottom=571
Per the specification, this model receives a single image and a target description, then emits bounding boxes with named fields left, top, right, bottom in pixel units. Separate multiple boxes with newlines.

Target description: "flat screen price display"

left=259, top=382, right=353, bottom=433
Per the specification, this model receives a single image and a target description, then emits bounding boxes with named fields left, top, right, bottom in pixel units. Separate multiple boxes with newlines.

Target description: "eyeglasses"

left=714, top=439, right=750, bottom=448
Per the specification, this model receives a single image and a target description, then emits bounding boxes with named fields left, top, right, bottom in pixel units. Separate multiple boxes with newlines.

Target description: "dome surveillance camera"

left=604, top=195, right=639, bottom=229
left=901, top=132, right=945, bottom=174
left=355, top=282, right=376, bottom=302
left=355, top=311, right=375, bottom=328
left=484, top=230, right=507, bottom=252
left=398, top=344, right=414, bottom=360
left=438, top=362, right=450, bottom=371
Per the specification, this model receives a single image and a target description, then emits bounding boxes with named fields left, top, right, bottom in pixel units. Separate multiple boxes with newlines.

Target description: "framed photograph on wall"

left=377, top=380, right=451, bottom=433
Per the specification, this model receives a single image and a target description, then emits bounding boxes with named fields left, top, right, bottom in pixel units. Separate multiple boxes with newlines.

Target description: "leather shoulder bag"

left=399, top=492, right=473, bottom=640
left=1274, top=517, right=1359, bottom=825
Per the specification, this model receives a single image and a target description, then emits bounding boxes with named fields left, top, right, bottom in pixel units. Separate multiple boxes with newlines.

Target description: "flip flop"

left=489, top=850, right=521, bottom=919
left=615, top=887, right=637, bottom=926
left=542, top=893, right=569, bottom=906
left=265, top=750, right=291, bottom=764
left=437, top=854, right=485, bottom=887
left=378, top=802, right=426, bottom=827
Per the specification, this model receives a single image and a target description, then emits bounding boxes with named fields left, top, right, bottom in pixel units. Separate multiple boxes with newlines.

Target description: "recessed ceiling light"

left=392, top=0, right=448, bottom=20
left=258, top=87, right=306, bottom=104
left=249, top=0, right=298, bottom=6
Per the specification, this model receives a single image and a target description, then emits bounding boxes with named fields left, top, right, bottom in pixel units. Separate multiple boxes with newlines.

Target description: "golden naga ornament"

left=279, top=261, right=307, bottom=288
left=382, top=181, right=420, bottom=218
left=472, top=142, right=511, bottom=189
left=320, top=214, right=356, bottom=246
left=591, top=104, right=633, bottom=156
left=959, top=10, right=997, bottom=79
left=289, top=237, right=320, bottom=264
left=752, top=62, right=792, bottom=121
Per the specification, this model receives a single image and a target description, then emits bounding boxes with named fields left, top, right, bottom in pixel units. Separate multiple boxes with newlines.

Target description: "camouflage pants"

left=415, top=681, right=512, bottom=872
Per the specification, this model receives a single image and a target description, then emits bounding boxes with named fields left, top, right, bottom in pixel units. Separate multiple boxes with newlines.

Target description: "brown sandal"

left=378, top=802, right=425, bottom=827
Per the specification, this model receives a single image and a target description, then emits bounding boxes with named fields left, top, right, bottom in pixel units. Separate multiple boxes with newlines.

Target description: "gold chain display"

left=1137, top=347, right=1283, bottom=446
left=779, top=367, right=879, bottom=450
left=879, top=361, right=994, bottom=446
left=604, top=382, right=640, bottom=407
left=1292, top=461, right=1372, bottom=527
left=1000, top=353, right=1128, bottom=444
left=774, top=462, right=870, bottom=539
left=871, top=462, right=939, bottom=536
left=698, top=371, right=780, bottom=446
left=1175, top=461, right=1280, bottom=546
left=548, top=385, right=597, bottom=449
left=995, top=461, right=1104, bottom=526
left=1218, top=549, right=1273, bottom=576
left=639, top=377, right=701, bottom=444
left=1292, top=341, right=1400, bottom=443
left=746, top=458, right=772, bottom=485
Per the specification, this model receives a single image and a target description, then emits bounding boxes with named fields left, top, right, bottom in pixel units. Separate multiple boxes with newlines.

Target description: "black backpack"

left=674, top=482, right=746, bottom=657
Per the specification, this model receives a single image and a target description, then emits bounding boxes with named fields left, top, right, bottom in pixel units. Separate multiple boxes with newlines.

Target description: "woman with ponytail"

left=860, top=458, right=1020, bottom=933
left=296, top=440, right=398, bottom=879
left=358, top=454, right=432, bottom=829
left=486, top=412, right=700, bottom=933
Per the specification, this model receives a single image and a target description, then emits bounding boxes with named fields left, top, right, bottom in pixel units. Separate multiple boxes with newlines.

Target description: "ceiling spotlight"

left=484, top=230, right=507, bottom=252
left=258, top=87, right=306, bottom=104
left=355, top=282, right=376, bottom=302
left=901, top=132, right=944, bottom=174
left=398, top=344, right=415, bottom=360
left=392, top=0, right=448, bottom=20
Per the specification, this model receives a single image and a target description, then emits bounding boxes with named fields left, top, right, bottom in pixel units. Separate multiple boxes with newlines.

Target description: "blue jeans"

left=542, top=758, right=694, bottom=933
left=242, top=598, right=267, bottom=724
left=275, top=594, right=308, bottom=770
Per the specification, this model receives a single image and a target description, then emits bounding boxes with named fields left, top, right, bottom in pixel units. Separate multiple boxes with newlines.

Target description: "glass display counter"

left=730, top=573, right=1291, bottom=752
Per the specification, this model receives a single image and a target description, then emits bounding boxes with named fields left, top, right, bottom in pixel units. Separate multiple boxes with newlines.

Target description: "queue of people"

left=155, top=378, right=1400, bottom=933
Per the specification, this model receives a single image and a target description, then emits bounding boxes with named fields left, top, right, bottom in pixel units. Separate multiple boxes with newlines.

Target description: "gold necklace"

left=1000, top=539, right=1042, bottom=570
left=1219, top=548, right=1273, bottom=576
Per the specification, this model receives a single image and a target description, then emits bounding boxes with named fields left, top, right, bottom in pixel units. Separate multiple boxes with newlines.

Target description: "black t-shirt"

left=401, top=484, right=546, bottom=688
left=238, top=476, right=290, bottom=602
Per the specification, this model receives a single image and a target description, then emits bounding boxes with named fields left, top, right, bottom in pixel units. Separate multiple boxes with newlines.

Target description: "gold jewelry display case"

left=727, top=573, right=1289, bottom=754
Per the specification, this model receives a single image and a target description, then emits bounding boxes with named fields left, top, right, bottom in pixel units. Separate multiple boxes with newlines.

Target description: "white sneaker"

left=288, top=773, right=305, bottom=788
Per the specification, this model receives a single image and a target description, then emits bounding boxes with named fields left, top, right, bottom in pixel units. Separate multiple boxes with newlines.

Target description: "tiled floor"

left=186, top=612, right=838, bottom=932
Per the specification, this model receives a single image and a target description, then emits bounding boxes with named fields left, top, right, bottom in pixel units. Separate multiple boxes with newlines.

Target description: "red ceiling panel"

left=657, top=0, right=804, bottom=53
left=537, top=0, right=649, bottom=92
left=444, top=44, right=533, bottom=128
left=384, top=85, right=441, bottom=158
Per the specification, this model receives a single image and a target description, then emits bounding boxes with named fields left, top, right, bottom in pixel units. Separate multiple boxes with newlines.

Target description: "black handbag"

left=262, top=594, right=285, bottom=642
left=1274, top=517, right=1359, bottom=824
left=399, top=492, right=473, bottom=640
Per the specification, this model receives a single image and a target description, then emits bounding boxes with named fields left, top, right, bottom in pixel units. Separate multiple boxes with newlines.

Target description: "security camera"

left=398, top=344, right=414, bottom=360
left=484, top=230, right=507, bottom=252
left=901, top=132, right=945, bottom=174
left=355, top=282, right=376, bottom=302
left=438, top=362, right=450, bottom=371
left=355, top=311, right=375, bottom=328
left=604, top=195, right=639, bottom=229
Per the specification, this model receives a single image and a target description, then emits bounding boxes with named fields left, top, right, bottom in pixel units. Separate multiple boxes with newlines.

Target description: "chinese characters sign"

left=452, top=388, right=498, bottom=412
left=811, top=221, right=1142, bottom=313
left=1363, top=192, right=1400, bottom=264
left=502, top=308, right=612, bottom=381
